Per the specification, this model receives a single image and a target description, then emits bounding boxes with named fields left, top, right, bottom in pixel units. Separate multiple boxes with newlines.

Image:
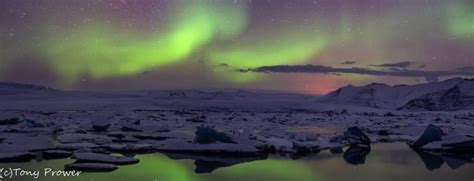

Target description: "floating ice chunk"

left=72, top=152, right=139, bottom=165
left=65, top=163, right=118, bottom=172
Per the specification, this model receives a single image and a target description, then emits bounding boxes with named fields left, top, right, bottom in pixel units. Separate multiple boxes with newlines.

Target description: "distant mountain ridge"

left=320, top=78, right=474, bottom=111
left=2, top=79, right=474, bottom=111
left=0, top=81, right=57, bottom=91
left=0, top=82, right=58, bottom=96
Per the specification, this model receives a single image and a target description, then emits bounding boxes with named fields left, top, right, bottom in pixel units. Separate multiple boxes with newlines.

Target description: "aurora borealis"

left=1, top=0, right=473, bottom=94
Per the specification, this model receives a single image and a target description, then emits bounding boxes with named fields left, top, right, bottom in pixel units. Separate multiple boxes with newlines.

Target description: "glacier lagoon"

left=1, top=143, right=472, bottom=181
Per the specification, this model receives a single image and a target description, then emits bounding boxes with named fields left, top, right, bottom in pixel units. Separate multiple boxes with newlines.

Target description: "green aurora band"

left=208, top=26, right=327, bottom=82
left=39, top=0, right=331, bottom=85
left=1, top=0, right=474, bottom=88
left=448, top=1, right=474, bottom=38
left=43, top=1, right=248, bottom=84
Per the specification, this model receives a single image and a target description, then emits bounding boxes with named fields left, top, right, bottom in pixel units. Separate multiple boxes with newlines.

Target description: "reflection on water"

left=413, top=148, right=473, bottom=171
left=163, top=153, right=268, bottom=173
left=343, top=146, right=371, bottom=165
left=413, top=149, right=445, bottom=171
left=1, top=143, right=473, bottom=181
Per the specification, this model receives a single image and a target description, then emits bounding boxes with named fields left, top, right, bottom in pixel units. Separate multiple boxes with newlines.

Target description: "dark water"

left=1, top=143, right=473, bottom=181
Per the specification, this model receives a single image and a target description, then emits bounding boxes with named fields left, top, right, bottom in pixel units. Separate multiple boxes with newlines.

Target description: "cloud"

left=371, top=61, right=412, bottom=68
left=243, top=64, right=474, bottom=82
left=341, top=60, right=356, bottom=65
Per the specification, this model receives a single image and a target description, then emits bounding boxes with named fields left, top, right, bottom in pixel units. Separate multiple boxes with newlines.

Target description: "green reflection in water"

left=79, top=154, right=195, bottom=181
left=1, top=154, right=320, bottom=181
left=197, top=159, right=321, bottom=181
left=1, top=143, right=473, bottom=181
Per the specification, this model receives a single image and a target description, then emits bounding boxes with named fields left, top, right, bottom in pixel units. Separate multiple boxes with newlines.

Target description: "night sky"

left=1, top=0, right=473, bottom=94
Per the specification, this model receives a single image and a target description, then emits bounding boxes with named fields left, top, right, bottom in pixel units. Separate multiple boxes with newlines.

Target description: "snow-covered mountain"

left=0, top=81, right=319, bottom=112
left=0, top=82, right=57, bottom=95
left=319, top=78, right=474, bottom=111
left=2, top=78, right=474, bottom=111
